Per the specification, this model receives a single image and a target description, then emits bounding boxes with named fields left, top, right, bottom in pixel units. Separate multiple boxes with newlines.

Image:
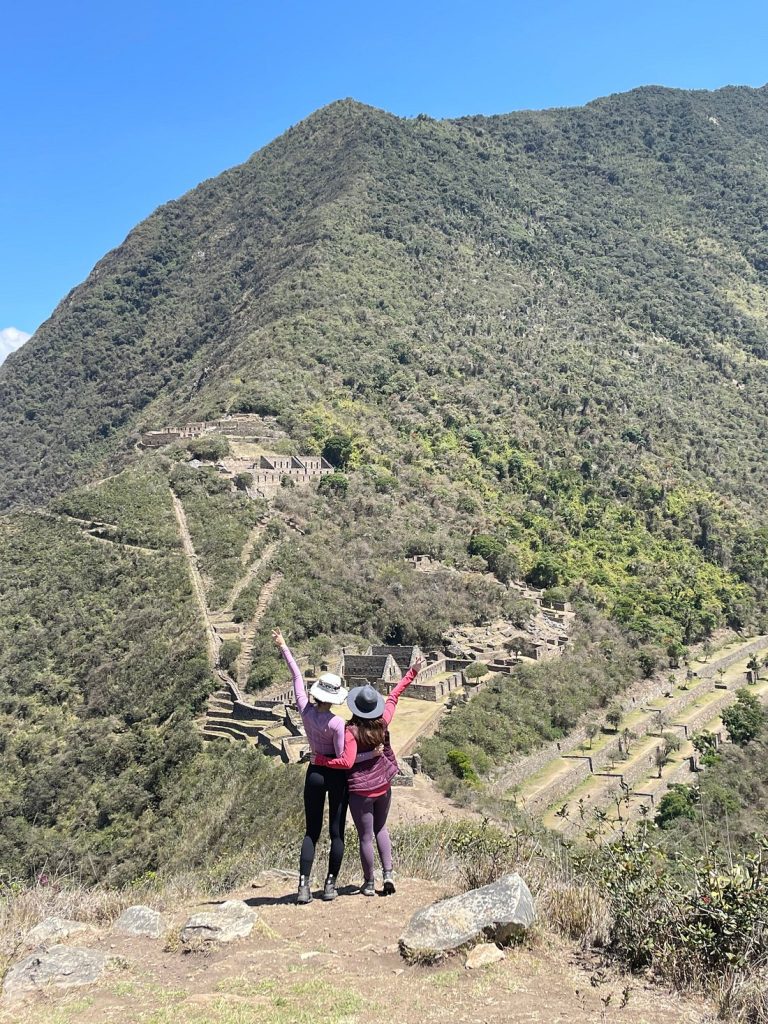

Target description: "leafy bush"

left=586, top=825, right=768, bottom=997
left=446, top=749, right=479, bottom=783
left=317, top=472, right=348, bottom=497
left=233, top=472, right=253, bottom=491
left=722, top=689, right=766, bottom=746
left=655, top=784, right=698, bottom=827
left=187, top=435, right=230, bottom=461
left=219, top=639, right=241, bottom=672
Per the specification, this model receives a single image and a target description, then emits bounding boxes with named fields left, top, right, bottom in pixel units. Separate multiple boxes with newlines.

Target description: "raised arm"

left=383, top=656, right=425, bottom=725
left=314, top=727, right=358, bottom=769
left=272, top=628, right=307, bottom=713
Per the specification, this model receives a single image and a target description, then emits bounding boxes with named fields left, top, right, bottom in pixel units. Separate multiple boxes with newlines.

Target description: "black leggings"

left=301, top=765, right=348, bottom=878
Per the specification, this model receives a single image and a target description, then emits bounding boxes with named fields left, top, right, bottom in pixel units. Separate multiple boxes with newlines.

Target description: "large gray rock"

left=180, top=900, right=256, bottom=945
left=392, top=759, right=414, bottom=787
left=24, top=917, right=94, bottom=948
left=113, top=906, right=167, bottom=939
left=399, top=873, right=535, bottom=961
left=3, top=946, right=113, bottom=999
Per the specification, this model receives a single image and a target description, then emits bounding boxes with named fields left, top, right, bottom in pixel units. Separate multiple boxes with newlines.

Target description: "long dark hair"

left=350, top=714, right=386, bottom=751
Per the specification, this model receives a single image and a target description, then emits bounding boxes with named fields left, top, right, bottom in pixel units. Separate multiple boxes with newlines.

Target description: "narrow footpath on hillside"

left=235, top=571, right=284, bottom=687
left=170, top=490, right=219, bottom=669
left=225, top=540, right=280, bottom=613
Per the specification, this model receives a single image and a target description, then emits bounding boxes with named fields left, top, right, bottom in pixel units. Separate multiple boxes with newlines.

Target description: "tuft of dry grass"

left=0, top=877, right=159, bottom=974
left=537, top=882, right=613, bottom=948
left=715, top=968, right=768, bottom=1024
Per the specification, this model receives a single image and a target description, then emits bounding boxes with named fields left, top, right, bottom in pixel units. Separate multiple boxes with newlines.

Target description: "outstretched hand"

left=412, top=655, right=426, bottom=675
left=271, top=628, right=285, bottom=648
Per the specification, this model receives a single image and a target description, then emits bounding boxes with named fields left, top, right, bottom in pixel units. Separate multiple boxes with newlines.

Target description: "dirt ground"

left=2, top=871, right=712, bottom=1024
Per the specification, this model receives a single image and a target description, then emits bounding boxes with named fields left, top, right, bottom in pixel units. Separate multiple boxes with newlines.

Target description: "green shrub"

left=446, top=749, right=479, bottom=783
left=219, top=640, right=241, bottom=672
left=233, top=472, right=253, bottom=491
left=722, top=688, right=766, bottom=746
left=187, top=435, right=230, bottom=461
left=317, top=472, right=348, bottom=497
left=655, top=784, right=698, bottom=827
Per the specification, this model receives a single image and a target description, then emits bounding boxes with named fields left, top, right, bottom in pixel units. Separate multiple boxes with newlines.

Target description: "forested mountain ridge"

left=2, top=85, right=768, bottom=516
left=3, top=87, right=768, bottom=1022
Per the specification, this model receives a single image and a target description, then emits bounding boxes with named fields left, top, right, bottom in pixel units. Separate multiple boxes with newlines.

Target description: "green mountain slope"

left=2, top=87, right=768, bottom=517
left=2, top=85, right=768, bottom=880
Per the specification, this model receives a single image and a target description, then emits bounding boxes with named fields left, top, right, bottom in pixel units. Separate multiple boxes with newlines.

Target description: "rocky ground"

left=1, top=868, right=711, bottom=1024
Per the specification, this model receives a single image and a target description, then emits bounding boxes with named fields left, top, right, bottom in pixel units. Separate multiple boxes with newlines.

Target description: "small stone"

left=465, top=943, right=504, bottom=969
left=113, top=906, right=167, bottom=939
left=299, top=951, right=322, bottom=960
left=3, top=946, right=113, bottom=999
left=24, top=918, right=94, bottom=948
left=399, top=873, right=535, bottom=962
left=180, top=900, right=257, bottom=945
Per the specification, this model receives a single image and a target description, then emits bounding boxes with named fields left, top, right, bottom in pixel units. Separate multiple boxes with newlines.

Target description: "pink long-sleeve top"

left=279, top=644, right=345, bottom=759
left=313, top=665, right=419, bottom=794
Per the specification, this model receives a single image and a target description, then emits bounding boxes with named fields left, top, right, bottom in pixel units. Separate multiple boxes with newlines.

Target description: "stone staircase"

left=236, top=571, right=285, bottom=686
left=200, top=679, right=309, bottom=763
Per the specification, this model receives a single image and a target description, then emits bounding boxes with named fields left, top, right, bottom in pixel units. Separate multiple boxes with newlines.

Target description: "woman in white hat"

left=272, top=628, right=349, bottom=904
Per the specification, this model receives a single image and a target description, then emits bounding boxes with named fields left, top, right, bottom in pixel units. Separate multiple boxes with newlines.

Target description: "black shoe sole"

left=382, top=880, right=396, bottom=895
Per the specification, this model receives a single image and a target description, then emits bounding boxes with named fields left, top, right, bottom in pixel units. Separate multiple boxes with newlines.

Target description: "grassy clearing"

left=139, top=979, right=369, bottom=1024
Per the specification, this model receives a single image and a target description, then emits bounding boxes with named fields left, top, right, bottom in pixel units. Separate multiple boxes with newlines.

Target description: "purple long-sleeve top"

left=279, top=643, right=345, bottom=758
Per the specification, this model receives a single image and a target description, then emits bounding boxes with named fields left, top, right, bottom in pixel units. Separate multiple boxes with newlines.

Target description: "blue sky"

left=3, top=0, right=768, bottom=343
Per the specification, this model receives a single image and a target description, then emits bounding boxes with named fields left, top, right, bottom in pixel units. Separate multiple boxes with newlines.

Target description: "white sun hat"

left=309, top=672, right=349, bottom=705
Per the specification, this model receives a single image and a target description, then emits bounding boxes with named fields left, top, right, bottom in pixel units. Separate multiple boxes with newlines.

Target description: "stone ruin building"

left=140, top=413, right=286, bottom=448
left=249, top=455, right=333, bottom=494
left=202, top=676, right=309, bottom=763
left=339, top=644, right=465, bottom=702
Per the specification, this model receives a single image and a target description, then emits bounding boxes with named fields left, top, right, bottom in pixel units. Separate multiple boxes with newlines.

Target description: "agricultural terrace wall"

left=677, top=690, right=738, bottom=737
left=496, top=637, right=767, bottom=790
left=644, top=677, right=717, bottom=726
left=521, top=758, right=592, bottom=816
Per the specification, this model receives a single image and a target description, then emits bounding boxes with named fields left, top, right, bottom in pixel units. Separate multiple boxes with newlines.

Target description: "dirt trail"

left=236, top=572, right=284, bottom=686
left=225, top=540, right=279, bottom=612
left=171, top=490, right=219, bottom=669
left=239, top=521, right=268, bottom=566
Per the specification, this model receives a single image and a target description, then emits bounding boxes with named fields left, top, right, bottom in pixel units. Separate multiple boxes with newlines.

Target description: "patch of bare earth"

left=2, top=876, right=710, bottom=1024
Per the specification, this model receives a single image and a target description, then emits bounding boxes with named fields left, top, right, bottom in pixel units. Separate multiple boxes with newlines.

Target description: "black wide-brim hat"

left=346, top=684, right=386, bottom=719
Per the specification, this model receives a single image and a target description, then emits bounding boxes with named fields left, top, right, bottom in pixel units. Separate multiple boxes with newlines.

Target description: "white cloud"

left=0, top=326, right=32, bottom=366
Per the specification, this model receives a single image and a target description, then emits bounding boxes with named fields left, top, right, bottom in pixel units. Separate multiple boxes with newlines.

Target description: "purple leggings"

left=348, top=789, right=393, bottom=879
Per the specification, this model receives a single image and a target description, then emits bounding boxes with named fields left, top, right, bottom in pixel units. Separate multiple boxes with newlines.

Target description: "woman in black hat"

left=314, top=656, right=424, bottom=895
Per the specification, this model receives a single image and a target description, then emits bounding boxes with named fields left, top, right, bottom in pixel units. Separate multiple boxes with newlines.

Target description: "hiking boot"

left=360, top=878, right=376, bottom=897
left=297, top=875, right=313, bottom=904
left=322, top=875, right=338, bottom=901
left=382, top=870, right=396, bottom=895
